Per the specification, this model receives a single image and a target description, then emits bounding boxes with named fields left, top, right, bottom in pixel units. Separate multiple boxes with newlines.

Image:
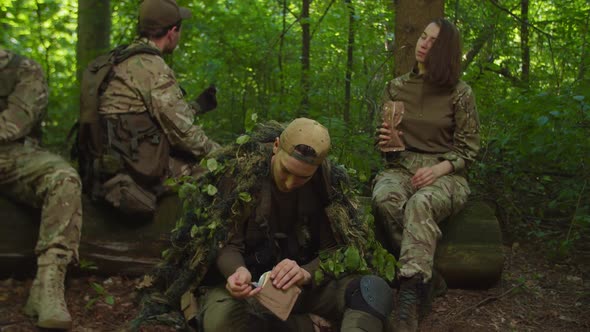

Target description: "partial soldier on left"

left=0, top=47, right=82, bottom=329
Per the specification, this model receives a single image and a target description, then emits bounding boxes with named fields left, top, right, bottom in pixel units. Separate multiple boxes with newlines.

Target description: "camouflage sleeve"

left=147, top=57, right=220, bottom=159
left=442, top=83, right=481, bottom=172
left=0, top=57, right=47, bottom=143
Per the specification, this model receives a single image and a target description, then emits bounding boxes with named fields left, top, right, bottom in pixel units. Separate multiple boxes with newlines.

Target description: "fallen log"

left=433, top=200, right=504, bottom=289
left=1, top=195, right=503, bottom=289
left=0, top=195, right=181, bottom=278
left=365, top=197, right=504, bottom=289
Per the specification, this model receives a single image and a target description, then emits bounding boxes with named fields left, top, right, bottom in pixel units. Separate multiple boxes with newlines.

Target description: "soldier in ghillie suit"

left=134, top=118, right=398, bottom=331
left=373, top=18, right=481, bottom=332
left=0, top=48, right=82, bottom=329
left=79, top=0, right=219, bottom=216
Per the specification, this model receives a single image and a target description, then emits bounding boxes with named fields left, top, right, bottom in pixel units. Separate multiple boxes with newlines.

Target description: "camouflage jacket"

left=382, top=71, right=480, bottom=173
left=0, top=48, right=48, bottom=145
left=134, top=121, right=397, bottom=328
left=99, top=38, right=218, bottom=160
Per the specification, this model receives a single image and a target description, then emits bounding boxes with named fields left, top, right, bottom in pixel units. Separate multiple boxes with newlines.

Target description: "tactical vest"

left=76, top=43, right=168, bottom=195
left=0, top=53, right=44, bottom=142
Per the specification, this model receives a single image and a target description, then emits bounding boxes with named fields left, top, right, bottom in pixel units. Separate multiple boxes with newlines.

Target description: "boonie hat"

left=139, top=0, right=191, bottom=31
left=279, top=118, right=331, bottom=165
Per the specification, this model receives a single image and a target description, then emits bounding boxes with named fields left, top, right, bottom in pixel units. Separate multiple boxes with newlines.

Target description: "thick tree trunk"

left=344, top=0, right=355, bottom=124
left=393, top=0, right=444, bottom=77
left=76, top=0, right=111, bottom=82
left=300, top=0, right=311, bottom=115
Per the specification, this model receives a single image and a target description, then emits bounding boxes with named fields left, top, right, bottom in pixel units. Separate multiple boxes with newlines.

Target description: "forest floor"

left=1, top=242, right=589, bottom=332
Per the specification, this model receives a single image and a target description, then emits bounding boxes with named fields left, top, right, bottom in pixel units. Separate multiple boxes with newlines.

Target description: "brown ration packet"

left=380, top=100, right=405, bottom=152
left=254, top=271, right=301, bottom=321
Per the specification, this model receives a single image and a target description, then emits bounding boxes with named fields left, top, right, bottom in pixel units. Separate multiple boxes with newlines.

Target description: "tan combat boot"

left=24, top=248, right=73, bottom=329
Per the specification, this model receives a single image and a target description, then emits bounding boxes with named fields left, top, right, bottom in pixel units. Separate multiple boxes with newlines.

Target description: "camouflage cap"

left=139, top=0, right=191, bottom=31
left=279, top=118, right=331, bottom=165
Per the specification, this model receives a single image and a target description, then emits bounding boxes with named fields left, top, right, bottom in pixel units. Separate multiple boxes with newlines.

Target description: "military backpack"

left=72, top=44, right=162, bottom=194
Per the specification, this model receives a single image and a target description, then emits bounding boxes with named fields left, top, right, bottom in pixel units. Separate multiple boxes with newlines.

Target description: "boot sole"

left=38, top=318, right=72, bottom=330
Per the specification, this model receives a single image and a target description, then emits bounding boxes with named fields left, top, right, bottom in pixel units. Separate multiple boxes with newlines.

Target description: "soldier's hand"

left=270, top=259, right=311, bottom=290
left=376, top=122, right=392, bottom=146
left=226, top=266, right=260, bottom=299
left=195, top=84, right=217, bottom=114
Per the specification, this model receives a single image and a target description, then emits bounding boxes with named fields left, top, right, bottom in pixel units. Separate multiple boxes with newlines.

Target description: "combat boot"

left=418, top=269, right=447, bottom=320
left=24, top=248, right=72, bottom=329
left=397, top=276, right=420, bottom=332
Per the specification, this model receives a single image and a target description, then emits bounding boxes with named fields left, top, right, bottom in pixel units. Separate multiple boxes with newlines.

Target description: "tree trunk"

left=520, top=0, right=530, bottom=86
left=463, top=24, right=495, bottom=71
left=344, top=0, right=355, bottom=124
left=279, top=0, right=287, bottom=99
left=300, top=0, right=311, bottom=115
left=76, top=0, right=111, bottom=82
left=393, top=0, right=444, bottom=77
left=578, top=10, right=590, bottom=81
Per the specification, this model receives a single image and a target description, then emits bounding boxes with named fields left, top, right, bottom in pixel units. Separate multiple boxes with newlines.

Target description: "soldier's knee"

left=345, top=275, right=394, bottom=321
left=406, top=191, right=434, bottom=210
left=50, top=168, right=82, bottom=191
left=202, top=298, right=249, bottom=332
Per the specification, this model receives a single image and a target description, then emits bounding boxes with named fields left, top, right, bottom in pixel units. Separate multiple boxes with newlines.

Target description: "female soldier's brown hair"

left=423, top=18, right=462, bottom=88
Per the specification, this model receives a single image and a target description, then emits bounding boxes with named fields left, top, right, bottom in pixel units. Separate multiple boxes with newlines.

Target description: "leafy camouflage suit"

left=372, top=71, right=480, bottom=282
left=0, top=48, right=81, bottom=328
left=134, top=122, right=397, bottom=331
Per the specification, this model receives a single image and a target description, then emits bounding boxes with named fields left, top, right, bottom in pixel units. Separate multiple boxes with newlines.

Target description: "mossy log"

left=0, top=195, right=181, bottom=278
left=363, top=197, right=504, bottom=289
left=1, top=195, right=503, bottom=288
left=433, top=201, right=504, bottom=289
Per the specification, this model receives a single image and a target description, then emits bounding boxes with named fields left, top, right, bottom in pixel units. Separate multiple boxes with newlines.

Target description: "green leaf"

left=190, top=225, right=199, bottom=238
left=161, top=249, right=170, bottom=259
left=385, top=259, right=396, bottom=282
left=91, top=282, right=105, bottom=295
left=314, top=269, right=325, bottom=284
left=204, top=184, right=218, bottom=196
left=343, top=247, right=360, bottom=271
left=85, top=297, right=98, bottom=310
left=105, top=295, right=115, bottom=305
left=236, top=134, right=250, bottom=145
left=178, top=182, right=197, bottom=199
left=206, top=158, right=219, bottom=172
left=238, top=192, right=252, bottom=202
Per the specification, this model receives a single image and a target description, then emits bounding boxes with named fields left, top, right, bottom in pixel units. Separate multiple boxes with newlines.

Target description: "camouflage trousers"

left=0, top=142, right=82, bottom=261
left=371, top=151, right=470, bottom=282
left=199, top=275, right=383, bottom=332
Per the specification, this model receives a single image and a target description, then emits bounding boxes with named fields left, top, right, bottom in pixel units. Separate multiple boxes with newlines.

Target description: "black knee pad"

left=345, top=275, right=394, bottom=320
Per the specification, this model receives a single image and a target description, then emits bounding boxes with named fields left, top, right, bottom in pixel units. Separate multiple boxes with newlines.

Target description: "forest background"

left=1, top=0, right=589, bottom=259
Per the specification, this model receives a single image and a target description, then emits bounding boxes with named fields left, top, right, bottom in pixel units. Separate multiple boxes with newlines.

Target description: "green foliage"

left=85, top=281, right=115, bottom=309
left=469, top=85, right=589, bottom=256
left=79, top=258, right=98, bottom=271
left=2, top=0, right=589, bottom=253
